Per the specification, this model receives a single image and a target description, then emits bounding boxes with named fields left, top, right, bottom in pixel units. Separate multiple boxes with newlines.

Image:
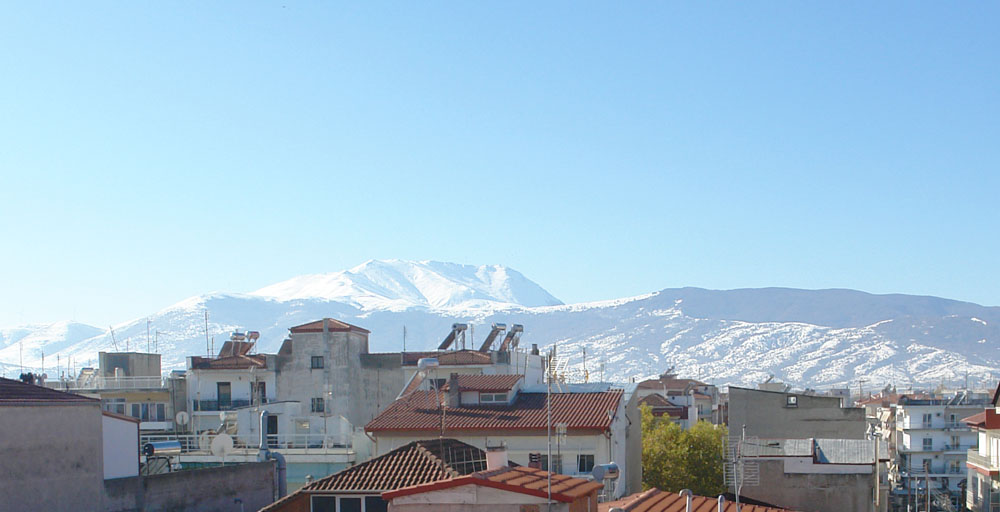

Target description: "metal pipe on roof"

left=680, top=489, right=693, bottom=512
left=717, top=495, right=726, bottom=512
left=258, top=411, right=287, bottom=499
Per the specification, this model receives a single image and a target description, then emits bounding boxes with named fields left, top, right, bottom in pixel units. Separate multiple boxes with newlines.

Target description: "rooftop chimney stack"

left=486, top=444, right=509, bottom=470
left=448, top=373, right=461, bottom=408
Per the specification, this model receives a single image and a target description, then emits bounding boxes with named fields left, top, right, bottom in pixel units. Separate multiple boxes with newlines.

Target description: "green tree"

left=641, top=404, right=727, bottom=496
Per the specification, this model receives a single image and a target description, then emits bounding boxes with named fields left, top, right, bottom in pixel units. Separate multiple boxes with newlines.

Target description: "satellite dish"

left=198, top=432, right=213, bottom=451
left=175, top=411, right=189, bottom=426
left=210, top=433, right=234, bottom=457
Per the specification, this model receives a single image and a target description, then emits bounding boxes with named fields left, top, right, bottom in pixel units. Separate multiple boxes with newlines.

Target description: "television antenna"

left=724, top=425, right=760, bottom=508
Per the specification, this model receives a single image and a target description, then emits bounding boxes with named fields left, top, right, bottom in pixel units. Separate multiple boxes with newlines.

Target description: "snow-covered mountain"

left=251, top=260, right=563, bottom=310
left=3, top=260, right=999, bottom=390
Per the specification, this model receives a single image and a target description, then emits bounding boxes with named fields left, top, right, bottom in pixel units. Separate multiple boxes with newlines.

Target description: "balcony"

left=140, top=433, right=352, bottom=454
left=192, top=399, right=270, bottom=411
left=943, top=444, right=976, bottom=453
left=44, top=375, right=168, bottom=391
left=968, top=449, right=998, bottom=471
left=945, top=422, right=971, bottom=431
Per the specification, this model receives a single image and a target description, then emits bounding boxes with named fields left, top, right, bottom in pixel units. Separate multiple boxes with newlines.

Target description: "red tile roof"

left=444, top=374, right=523, bottom=392
left=366, top=389, right=623, bottom=433
left=639, top=394, right=688, bottom=419
left=600, top=488, right=798, bottom=512
left=259, top=439, right=490, bottom=512
left=383, top=466, right=604, bottom=503
left=0, top=377, right=98, bottom=405
left=306, top=439, right=486, bottom=491
left=401, top=350, right=493, bottom=366
left=290, top=318, right=370, bottom=334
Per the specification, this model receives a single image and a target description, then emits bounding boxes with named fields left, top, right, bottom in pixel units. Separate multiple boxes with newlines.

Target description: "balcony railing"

left=945, top=422, right=970, bottom=430
left=140, top=433, right=351, bottom=454
left=192, top=399, right=272, bottom=411
left=43, top=375, right=168, bottom=391
left=968, top=449, right=997, bottom=471
left=943, top=444, right=976, bottom=452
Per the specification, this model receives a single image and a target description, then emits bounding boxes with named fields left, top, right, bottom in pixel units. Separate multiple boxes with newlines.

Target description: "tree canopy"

left=641, top=404, right=728, bottom=496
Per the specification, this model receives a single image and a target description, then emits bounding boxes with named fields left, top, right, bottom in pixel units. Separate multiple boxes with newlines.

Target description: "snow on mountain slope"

left=3, top=262, right=999, bottom=390
left=251, top=260, right=564, bottom=310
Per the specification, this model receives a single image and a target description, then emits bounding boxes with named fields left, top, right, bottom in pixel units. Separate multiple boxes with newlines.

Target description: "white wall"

left=103, top=414, right=139, bottom=479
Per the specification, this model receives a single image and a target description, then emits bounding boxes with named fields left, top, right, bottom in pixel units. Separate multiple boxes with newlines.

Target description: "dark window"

left=364, top=496, right=388, bottom=512
left=311, top=356, right=324, bottom=369
left=156, top=403, right=165, bottom=421
left=339, top=497, right=361, bottom=512
left=311, top=398, right=325, bottom=413
left=217, top=382, right=232, bottom=407
left=578, top=454, right=595, bottom=473
left=311, top=496, right=336, bottom=512
left=540, top=454, right=562, bottom=473
left=131, top=403, right=140, bottom=419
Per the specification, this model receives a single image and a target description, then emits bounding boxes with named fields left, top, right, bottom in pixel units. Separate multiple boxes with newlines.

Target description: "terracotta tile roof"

left=289, top=318, right=371, bottom=334
left=383, top=466, right=604, bottom=503
left=639, top=394, right=672, bottom=407
left=444, top=374, right=523, bottom=392
left=964, top=411, right=987, bottom=428
left=189, top=353, right=267, bottom=370
left=401, top=350, right=493, bottom=366
left=366, top=389, right=623, bottom=433
left=600, top=488, right=799, bottom=512
left=639, top=394, right=688, bottom=419
left=0, top=377, right=98, bottom=405
left=305, top=439, right=487, bottom=492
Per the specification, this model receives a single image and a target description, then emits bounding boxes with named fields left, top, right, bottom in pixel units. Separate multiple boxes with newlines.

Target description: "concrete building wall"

left=276, top=329, right=370, bottom=429
left=728, top=386, right=867, bottom=439
left=0, top=403, right=106, bottom=512
left=104, top=460, right=276, bottom=512
left=100, top=352, right=161, bottom=378
left=103, top=414, right=139, bottom=479
left=357, top=352, right=408, bottom=425
left=743, top=459, right=878, bottom=512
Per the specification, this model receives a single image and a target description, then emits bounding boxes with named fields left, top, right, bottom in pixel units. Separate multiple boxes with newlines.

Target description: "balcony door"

left=217, top=382, right=232, bottom=409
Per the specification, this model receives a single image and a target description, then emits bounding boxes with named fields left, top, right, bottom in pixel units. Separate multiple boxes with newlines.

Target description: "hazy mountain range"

left=2, top=259, right=998, bottom=390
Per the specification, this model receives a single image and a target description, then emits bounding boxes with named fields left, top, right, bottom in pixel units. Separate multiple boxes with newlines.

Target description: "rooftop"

left=366, top=389, right=623, bottom=433
left=636, top=376, right=708, bottom=391
left=600, top=488, right=798, bottom=512
left=289, top=318, right=371, bottom=334
left=383, top=465, right=604, bottom=503
left=443, top=374, right=523, bottom=392
left=0, top=377, right=98, bottom=405
left=401, top=350, right=494, bottom=366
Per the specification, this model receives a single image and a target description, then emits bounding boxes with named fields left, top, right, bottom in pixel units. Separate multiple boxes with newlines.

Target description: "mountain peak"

left=250, top=259, right=563, bottom=311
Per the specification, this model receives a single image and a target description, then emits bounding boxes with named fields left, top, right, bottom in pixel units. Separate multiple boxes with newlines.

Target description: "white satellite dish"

left=198, top=432, right=213, bottom=451
left=175, top=411, right=189, bottom=426
left=210, top=433, right=234, bottom=457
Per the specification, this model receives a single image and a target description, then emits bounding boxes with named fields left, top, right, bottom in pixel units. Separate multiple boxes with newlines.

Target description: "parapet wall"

left=105, top=461, right=276, bottom=512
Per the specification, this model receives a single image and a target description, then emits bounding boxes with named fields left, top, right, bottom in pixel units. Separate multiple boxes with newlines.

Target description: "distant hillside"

left=2, top=262, right=997, bottom=390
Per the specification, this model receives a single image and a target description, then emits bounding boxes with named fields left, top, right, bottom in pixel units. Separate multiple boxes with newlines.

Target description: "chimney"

left=448, top=373, right=461, bottom=408
left=486, top=444, right=508, bottom=470
left=530, top=344, right=539, bottom=355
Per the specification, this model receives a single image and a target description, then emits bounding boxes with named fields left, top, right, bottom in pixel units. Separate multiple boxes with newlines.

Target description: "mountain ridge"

left=2, top=261, right=998, bottom=389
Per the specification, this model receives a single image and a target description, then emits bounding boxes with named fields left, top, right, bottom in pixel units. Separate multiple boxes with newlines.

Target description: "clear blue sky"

left=2, top=2, right=998, bottom=328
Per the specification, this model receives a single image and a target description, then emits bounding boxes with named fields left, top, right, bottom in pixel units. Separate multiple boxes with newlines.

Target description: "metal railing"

left=43, top=375, right=168, bottom=391
left=968, top=449, right=997, bottom=470
left=191, top=398, right=269, bottom=411
left=140, top=433, right=352, bottom=454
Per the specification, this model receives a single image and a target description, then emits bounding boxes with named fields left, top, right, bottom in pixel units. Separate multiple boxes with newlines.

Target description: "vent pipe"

left=680, top=489, right=693, bottom=512
left=258, top=411, right=287, bottom=498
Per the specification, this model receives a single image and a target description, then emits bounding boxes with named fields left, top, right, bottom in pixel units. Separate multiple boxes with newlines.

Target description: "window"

left=251, top=382, right=267, bottom=404
left=103, top=398, right=125, bottom=415
left=156, top=403, right=166, bottom=421
left=217, top=382, right=232, bottom=407
left=785, top=395, right=798, bottom=407
left=578, top=454, right=595, bottom=473
left=311, top=356, right=324, bottom=369
left=480, top=393, right=507, bottom=404
left=131, top=403, right=141, bottom=419
left=311, top=397, right=325, bottom=413
left=312, top=496, right=336, bottom=512
left=923, top=438, right=933, bottom=451
left=364, top=496, right=388, bottom=512
left=540, top=454, right=562, bottom=474
left=338, top=497, right=361, bottom=512
left=922, top=413, right=933, bottom=427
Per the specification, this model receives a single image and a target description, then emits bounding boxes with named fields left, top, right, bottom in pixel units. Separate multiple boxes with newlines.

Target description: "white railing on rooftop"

left=43, top=375, right=168, bottom=391
left=139, top=433, right=351, bottom=454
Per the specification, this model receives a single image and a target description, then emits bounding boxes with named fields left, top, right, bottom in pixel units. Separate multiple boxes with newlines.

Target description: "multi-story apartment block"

left=964, top=387, right=1000, bottom=512
left=887, top=392, right=988, bottom=512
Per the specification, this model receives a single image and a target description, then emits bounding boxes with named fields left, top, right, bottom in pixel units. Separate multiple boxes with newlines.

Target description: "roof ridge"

left=414, top=441, right=461, bottom=478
